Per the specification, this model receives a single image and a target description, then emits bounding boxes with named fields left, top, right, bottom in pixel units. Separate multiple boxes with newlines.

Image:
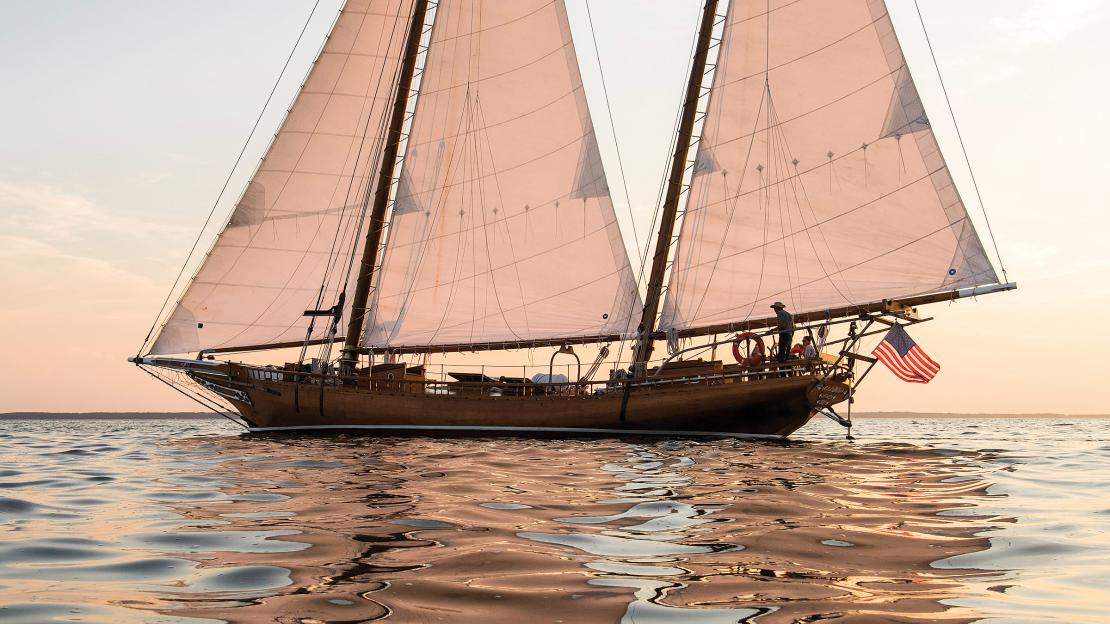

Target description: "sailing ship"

left=132, top=0, right=1015, bottom=438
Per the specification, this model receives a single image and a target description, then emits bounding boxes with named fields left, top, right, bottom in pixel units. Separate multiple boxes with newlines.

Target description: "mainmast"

left=631, top=0, right=721, bottom=374
left=340, top=0, right=431, bottom=372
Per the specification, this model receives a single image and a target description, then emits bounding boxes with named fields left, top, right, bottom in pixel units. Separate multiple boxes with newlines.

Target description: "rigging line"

left=474, top=99, right=534, bottom=338
left=231, top=0, right=423, bottom=355
left=769, top=96, right=802, bottom=311
left=467, top=7, right=483, bottom=345
left=321, top=3, right=413, bottom=302
left=138, top=0, right=322, bottom=354
left=912, top=0, right=1008, bottom=281
left=365, top=4, right=445, bottom=344
left=377, top=59, right=474, bottom=347
left=228, top=70, right=402, bottom=356
left=332, top=68, right=402, bottom=293
left=685, top=87, right=767, bottom=324
left=773, top=97, right=860, bottom=305
left=423, top=88, right=478, bottom=347
left=767, top=100, right=799, bottom=314
left=583, top=0, right=640, bottom=258
left=321, top=78, right=394, bottom=296
left=211, top=76, right=398, bottom=352
left=137, top=365, right=247, bottom=429
left=615, top=0, right=704, bottom=366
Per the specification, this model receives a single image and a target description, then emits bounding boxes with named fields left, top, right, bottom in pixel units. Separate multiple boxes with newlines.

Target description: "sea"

left=0, top=415, right=1106, bottom=624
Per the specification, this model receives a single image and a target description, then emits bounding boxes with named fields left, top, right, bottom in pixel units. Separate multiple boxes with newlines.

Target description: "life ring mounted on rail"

left=732, top=332, right=766, bottom=366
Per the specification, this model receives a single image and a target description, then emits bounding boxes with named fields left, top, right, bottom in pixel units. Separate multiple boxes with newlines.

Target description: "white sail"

left=149, top=0, right=416, bottom=355
left=364, top=0, right=642, bottom=350
left=660, top=0, right=998, bottom=333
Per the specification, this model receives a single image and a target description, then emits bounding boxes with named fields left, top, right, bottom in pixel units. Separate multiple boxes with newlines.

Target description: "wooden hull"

left=209, top=366, right=850, bottom=439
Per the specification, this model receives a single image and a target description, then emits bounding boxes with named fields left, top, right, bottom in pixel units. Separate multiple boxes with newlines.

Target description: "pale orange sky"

left=1, top=0, right=1106, bottom=414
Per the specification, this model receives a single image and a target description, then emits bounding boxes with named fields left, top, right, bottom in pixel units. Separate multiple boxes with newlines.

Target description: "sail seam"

left=375, top=217, right=622, bottom=300
left=162, top=1, right=416, bottom=354
left=670, top=168, right=943, bottom=279
left=141, top=0, right=325, bottom=354
left=383, top=265, right=633, bottom=344
left=684, top=108, right=928, bottom=220
left=716, top=13, right=887, bottom=92
left=418, top=40, right=574, bottom=96
left=682, top=217, right=972, bottom=326
left=705, top=64, right=907, bottom=152
left=216, top=7, right=408, bottom=352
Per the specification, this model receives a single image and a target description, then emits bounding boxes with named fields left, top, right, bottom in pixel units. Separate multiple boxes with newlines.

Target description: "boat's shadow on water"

left=123, top=432, right=1005, bottom=624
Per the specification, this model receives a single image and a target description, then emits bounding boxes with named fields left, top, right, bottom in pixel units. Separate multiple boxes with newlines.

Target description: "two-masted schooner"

left=132, top=0, right=1014, bottom=438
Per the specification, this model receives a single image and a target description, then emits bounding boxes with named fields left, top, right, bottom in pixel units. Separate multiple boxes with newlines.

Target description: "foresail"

left=660, top=0, right=998, bottom=333
left=149, top=0, right=416, bottom=355
left=364, top=0, right=642, bottom=350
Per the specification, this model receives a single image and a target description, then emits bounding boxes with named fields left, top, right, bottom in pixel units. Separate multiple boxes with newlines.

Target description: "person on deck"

left=802, top=335, right=818, bottom=360
left=771, top=302, right=794, bottom=364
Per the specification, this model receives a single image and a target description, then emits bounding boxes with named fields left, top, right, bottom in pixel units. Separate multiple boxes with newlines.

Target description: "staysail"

left=659, top=0, right=999, bottom=334
left=149, top=0, right=416, bottom=355
left=364, top=0, right=642, bottom=351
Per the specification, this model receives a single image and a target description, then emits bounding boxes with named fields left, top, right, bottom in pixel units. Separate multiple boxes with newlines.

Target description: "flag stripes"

left=871, top=325, right=940, bottom=384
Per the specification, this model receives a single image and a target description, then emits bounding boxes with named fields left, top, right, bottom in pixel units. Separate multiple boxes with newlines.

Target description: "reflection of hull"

left=194, top=363, right=850, bottom=438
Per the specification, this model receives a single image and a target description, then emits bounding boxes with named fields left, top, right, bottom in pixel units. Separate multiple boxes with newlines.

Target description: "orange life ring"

left=732, top=332, right=766, bottom=366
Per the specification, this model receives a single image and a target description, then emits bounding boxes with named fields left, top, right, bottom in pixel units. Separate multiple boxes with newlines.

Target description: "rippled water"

left=0, top=417, right=1107, bottom=623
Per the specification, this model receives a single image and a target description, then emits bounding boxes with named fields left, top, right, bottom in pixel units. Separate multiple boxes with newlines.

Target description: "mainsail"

left=364, top=0, right=642, bottom=351
left=149, top=0, right=416, bottom=355
left=659, top=0, right=999, bottom=334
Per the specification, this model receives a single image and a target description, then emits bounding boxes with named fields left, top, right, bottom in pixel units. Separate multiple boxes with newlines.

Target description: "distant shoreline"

left=0, top=412, right=217, bottom=420
left=1, top=411, right=1108, bottom=420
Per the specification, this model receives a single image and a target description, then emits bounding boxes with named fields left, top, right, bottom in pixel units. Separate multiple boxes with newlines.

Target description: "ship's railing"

left=235, top=356, right=849, bottom=398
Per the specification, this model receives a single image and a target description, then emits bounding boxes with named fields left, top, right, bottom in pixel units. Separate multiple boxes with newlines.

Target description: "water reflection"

left=522, top=446, right=763, bottom=622
left=0, top=420, right=1005, bottom=623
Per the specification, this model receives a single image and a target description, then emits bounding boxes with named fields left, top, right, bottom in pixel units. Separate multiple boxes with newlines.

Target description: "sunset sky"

left=1, top=0, right=1106, bottom=414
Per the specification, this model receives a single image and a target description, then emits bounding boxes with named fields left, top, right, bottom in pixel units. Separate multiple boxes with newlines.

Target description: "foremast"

left=631, top=0, right=721, bottom=375
left=340, top=0, right=431, bottom=373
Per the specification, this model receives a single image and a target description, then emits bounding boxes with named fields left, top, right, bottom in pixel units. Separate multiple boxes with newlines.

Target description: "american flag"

left=871, top=325, right=940, bottom=384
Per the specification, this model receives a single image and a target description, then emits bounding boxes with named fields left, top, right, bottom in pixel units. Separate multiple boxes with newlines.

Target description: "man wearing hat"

left=771, top=302, right=793, bottom=364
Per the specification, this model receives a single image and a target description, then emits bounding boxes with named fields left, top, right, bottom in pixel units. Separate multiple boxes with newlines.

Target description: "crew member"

left=771, top=302, right=793, bottom=363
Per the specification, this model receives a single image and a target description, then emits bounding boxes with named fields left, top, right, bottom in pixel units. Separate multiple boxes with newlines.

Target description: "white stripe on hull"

left=246, top=424, right=787, bottom=440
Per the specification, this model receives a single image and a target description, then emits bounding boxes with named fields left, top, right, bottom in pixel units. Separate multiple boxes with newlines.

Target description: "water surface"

left=0, top=417, right=1106, bottom=623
